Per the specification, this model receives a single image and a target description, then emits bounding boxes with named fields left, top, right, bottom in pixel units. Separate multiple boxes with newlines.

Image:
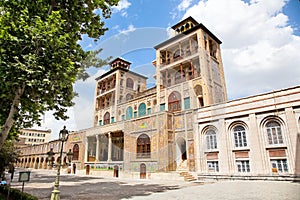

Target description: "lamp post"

left=66, top=149, right=73, bottom=165
left=47, top=148, right=55, bottom=168
left=51, top=126, right=69, bottom=200
left=66, top=149, right=73, bottom=174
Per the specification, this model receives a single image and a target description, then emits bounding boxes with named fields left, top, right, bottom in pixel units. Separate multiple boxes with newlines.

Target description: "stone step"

left=178, top=171, right=197, bottom=182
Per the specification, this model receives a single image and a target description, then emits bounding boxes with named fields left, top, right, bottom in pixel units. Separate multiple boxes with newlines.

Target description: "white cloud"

left=119, top=24, right=136, bottom=35
left=181, top=0, right=300, bottom=99
left=178, top=0, right=193, bottom=11
left=112, top=0, right=131, bottom=12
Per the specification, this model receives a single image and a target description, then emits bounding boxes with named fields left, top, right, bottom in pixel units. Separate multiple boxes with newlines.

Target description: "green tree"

left=0, top=0, right=119, bottom=149
left=0, top=140, right=19, bottom=178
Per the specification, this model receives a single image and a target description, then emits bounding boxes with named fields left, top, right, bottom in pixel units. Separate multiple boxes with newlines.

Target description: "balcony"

left=160, top=47, right=199, bottom=68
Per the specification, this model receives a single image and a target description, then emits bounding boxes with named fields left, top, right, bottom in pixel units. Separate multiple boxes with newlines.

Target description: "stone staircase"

left=177, top=160, right=197, bottom=181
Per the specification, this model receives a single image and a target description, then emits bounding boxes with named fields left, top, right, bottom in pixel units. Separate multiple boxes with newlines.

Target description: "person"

left=1, top=176, right=7, bottom=186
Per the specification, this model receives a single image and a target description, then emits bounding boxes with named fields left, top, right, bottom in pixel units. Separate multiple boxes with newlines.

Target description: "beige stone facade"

left=195, top=86, right=300, bottom=180
left=82, top=17, right=227, bottom=178
left=17, top=131, right=86, bottom=174
left=16, top=17, right=299, bottom=181
left=17, top=128, right=51, bottom=148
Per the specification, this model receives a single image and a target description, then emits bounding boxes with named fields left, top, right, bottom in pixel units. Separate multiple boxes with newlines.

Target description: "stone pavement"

left=9, top=169, right=300, bottom=200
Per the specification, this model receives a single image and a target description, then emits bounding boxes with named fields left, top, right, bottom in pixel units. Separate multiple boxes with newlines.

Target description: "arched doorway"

left=73, top=163, right=76, bottom=174
left=140, top=163, right=146, bottom=179
left=176, top=137, right=187, bottom=167
left=35, top=158, right=39, bottom=169
left=40, top=157, right=44, bottom=169
left=27, top=158, right=31, bottom=168
left=114, top=165, right=119, bottom=178
left=86, top=165, right=90, bottom=175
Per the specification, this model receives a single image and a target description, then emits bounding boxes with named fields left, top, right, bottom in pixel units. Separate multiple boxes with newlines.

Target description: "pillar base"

left=51, top=189, right=60, bottom=200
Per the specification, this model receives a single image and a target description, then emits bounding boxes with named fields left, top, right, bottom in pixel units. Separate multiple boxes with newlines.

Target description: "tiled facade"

left=17, top=17, right=299, bottom=181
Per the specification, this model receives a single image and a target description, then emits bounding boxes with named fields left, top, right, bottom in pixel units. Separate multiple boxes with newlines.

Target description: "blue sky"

left=40, top=0, right=300, bottom=139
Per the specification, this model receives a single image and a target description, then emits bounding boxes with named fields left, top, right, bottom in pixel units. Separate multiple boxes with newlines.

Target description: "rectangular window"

left=184, top=97, right=190, bottom=110
left=271, top=159, right=288, bottom=173
left=121, top=115, right=125, bottom=121
left=236, top=160, right=250, bottom=172
left=147, top=108, right=152, bottom=115
left=99, top=120, right=102, bottom=126
left=134, top=112, right=137, bottom=118
left=207, top=161, right=219, bottom=172
left=160, top=103, right=165, bottom=111
left=111, top=117, right=114, bottom=123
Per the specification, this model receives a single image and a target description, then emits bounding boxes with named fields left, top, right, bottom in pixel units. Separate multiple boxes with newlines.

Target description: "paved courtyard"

left=8, top=169, right=300, bottom=200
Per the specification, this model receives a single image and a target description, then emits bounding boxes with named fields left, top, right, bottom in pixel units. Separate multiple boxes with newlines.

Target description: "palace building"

left=17, top=17, right=299, bottom=181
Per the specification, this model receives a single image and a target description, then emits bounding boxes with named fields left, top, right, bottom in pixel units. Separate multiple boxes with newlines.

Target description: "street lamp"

left=51, top=126, right=69, bottom=200
left=66, top=149, right=73, bottom=174
left=47, top=148, right=55, bottom=168
left=66, top=149, right=73, bottom=166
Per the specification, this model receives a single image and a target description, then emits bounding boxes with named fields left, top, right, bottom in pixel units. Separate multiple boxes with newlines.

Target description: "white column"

left=249, top=113, right=265, bottom=175
left=85, top=137, right=89, bottom=162
left=107, top=132, right=112, bottom=162
left=96, top=135, right=100, bottom=161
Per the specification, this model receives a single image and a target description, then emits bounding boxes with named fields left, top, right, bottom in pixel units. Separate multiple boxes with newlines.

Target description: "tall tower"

left=93, top=57, right=147, bottom=127
left=154, top=16, right=227, bottom=112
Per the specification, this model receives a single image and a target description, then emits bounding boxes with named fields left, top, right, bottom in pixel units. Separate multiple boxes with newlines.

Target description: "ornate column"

left=96, top=135, right=100, bottom=161
left=107, top=132, right=112, bottom=162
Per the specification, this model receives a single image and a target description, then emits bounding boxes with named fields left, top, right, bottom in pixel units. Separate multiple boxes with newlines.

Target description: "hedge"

left=0, top=185, right=38, bottom=200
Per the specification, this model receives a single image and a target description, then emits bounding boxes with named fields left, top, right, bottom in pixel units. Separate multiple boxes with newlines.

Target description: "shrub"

left=0, top=185, right=38, bottom=200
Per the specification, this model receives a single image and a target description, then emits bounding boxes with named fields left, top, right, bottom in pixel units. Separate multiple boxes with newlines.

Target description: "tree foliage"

left=0, top=140, right=19, bottom=176
left=0, top=0, right=119, bottom=148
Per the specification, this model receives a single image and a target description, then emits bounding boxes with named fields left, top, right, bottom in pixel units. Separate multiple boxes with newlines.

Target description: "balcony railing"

left=160, top=47, right=199, bottom=67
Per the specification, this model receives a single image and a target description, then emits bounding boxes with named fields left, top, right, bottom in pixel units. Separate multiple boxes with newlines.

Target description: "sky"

left=37, top=0, right=300, bottom=139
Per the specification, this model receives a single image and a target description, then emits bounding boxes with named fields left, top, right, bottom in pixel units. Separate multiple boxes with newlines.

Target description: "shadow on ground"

left=21, top=174, right=181, bottom=200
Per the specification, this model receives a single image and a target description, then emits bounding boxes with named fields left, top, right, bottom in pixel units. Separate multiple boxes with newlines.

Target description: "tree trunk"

left=0, top=86, right=25, bottom=149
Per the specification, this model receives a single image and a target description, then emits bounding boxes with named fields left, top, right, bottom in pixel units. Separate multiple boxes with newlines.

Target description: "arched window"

left=233, top=125, right=247, bottom=147
left=137, top=134, right=151, bottom=158
left=265, top=121, right=283, bottom=145
left=126, top=93, right=133, bottom=101
left=103, top=112, right=110, bottom=125
left=175, top=70, right=185, bottom=84
left=126, top=106, right=133, bottom=120
left=194, top=85, right=203, bottom=96
left=73, top=144, right=79, bottom=160
left=138, top=103, right=146, bottom=117
left=206, top=129, right=217, bottom=150
left=126, top=78, right=134, bottom=89
left=168, top=91, right=181, bottom=112
left=173, top=49, right=181, bottom=59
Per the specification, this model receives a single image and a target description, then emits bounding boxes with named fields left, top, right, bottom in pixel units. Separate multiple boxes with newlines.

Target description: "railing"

left=160, top=48, right=199, bottom=67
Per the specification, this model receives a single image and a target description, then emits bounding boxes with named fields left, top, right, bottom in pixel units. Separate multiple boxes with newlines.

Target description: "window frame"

left=136, top=134, right=151, bottom=158
left=126, top=78, right=134, bottom=89
left=138, top=103, right=146, bottom=117
left=103, top=112, right=110, bottom=125
left=236, top=160, right=250, bottom=173
left=271, top=159, right=288, bottom=173
left=233, top=125, right=247, bottom=148
left=72, top=144, right=80, bottom=161
left=205, top=129, right=217, bottom=150
left=126, top=106, right=133, bottom=120
left=168, top=91, right=181, bottom=112
left=265, top=120, right=284, bottom=145
left=207, top=161, right=219, bottom=172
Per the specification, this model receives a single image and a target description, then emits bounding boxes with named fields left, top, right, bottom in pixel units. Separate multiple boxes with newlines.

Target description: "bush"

left=0, top=185, right=38, bottom=200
